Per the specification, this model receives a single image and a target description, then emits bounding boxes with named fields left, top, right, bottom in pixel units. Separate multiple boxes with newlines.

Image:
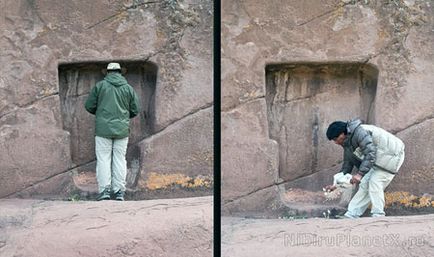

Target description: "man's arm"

left=85, top=85, right=99, bottom=115
left=340, top=148, right=354, bottom=175
left=355, top=127, right=377, bottom=176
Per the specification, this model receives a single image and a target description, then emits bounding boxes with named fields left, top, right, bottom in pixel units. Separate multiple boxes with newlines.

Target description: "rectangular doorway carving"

left=58, top=61, right=157, bottom=166
left=265, top=63, right=378, bottom=182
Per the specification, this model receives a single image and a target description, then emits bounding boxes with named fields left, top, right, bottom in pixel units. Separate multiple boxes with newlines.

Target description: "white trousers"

left=95, top=136, right=128, bottom=193
left=345, top=152, right=405, bottom=218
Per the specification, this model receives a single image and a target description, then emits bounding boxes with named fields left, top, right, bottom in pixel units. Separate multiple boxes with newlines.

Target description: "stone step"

left=280, top=188, right=348, bottom=218
left=10, top=164, right=213, bottom=201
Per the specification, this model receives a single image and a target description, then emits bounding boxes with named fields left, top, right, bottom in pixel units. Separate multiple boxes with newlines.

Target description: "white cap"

left=107, top=62, right=121, bottom=70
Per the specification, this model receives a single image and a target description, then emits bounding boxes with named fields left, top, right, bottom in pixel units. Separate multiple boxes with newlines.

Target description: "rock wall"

left=0, top=0, right=213, bottom=199
left=222, top=0, right=434, bottom=215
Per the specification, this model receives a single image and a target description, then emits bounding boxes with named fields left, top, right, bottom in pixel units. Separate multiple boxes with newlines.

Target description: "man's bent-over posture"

left=326, top=119, right=405, bottom=218
left=85, top=63, right=139, bottom=201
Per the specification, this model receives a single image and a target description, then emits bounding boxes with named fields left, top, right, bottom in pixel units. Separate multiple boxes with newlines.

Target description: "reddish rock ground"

left=0, top=197, right=212, bottom=257
left=222, top=214, right=434, bottom=257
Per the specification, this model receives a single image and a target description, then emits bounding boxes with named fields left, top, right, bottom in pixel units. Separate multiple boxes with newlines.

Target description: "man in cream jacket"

left=326, top=119, right=405, bottom=218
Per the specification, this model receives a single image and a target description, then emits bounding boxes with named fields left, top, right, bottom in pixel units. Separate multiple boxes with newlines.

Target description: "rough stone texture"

left=151, top=0, right=214, bottom=132
left=138, top=107, right=214, bottom=180
left=223, top=177, right=350, bottom=219
left=0, top=96, right=71, bottom=197
left=222, top=0, right=434, bottom=214
left=389, top=118, right=434, bottom=195
left=0, top=0, right=213, bottom=198
left=10, top=162, right=98, bottom=200
left=222, top=214, right=434, bottom=257
left=0, top=197, right=213, bottom=257
left=222, top=185, right=286, bottom=218
left=281, top=165, right=342, bottom=193
left=221, top=99, right=279, bottom=201
left=11, top=161, right=213, bottom=201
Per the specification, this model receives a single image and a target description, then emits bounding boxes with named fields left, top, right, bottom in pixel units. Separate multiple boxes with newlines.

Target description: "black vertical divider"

left=214, top=0, right=221, bottom=255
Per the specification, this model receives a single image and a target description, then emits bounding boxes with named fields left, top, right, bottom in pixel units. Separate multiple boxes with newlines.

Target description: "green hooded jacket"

left=85, top=72, right=139, bottom=139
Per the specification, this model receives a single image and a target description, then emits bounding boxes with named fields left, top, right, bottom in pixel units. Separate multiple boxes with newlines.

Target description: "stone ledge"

left=222, top=214, right=434, bottom=257
left=0, top=196, right=213, bottom=257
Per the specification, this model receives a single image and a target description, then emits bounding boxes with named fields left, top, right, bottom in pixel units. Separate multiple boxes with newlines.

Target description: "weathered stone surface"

left=0, top=0, right=213, bottom=198
left=10, top=162, right=97, bottom=200
left=11, top=172, right=78, bottom=200
left=0, top=96, right=71, bottom=198
left=389, top=118, right=434, bottom=195
left=222, top=185, right=287, bottom=218
left=223, top=181, right=350, bottom=219
left=222, top=214, right=434, bottom=257
left=138, top=107, right=213, bottom=180
left=221, top=140, right=279, bottom=201
left=370, top=1, right=434, bottom=132
left=281, top=165, right=342, bottom=193
left=222, top=0, right=383, bottom=111
left=151, top=0, right=214, bottom=131
left=222, top=0, right=434, bottom=215
left=0, top=197, right=212, bottom=257
left=221, top=99, right=279, bottom=201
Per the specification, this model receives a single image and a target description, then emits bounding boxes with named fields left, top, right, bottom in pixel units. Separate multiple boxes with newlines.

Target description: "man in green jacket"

left=85, top=63, right=139, bottom=201
left=326, top=119, right=405, bottom=218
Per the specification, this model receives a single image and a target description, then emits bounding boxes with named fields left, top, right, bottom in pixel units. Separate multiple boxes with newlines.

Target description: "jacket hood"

left=104, top=73, right=128, bottom=87
left=347, top=119, right=362, bottom=134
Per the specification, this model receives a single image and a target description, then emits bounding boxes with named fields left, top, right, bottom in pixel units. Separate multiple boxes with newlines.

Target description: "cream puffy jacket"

left=341, top=119, right=405, bottom=175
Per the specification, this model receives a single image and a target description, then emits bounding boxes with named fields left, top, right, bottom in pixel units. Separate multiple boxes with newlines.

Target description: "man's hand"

left=350, top=174, right=362, bottom=184
left=324, top=185, right=337, bottom=192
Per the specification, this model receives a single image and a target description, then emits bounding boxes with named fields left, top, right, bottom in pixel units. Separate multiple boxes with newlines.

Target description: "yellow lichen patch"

left=143, top=172, right=212, bottom=190
left=144, top=173, right=189, bottom=190
left=415, top=196, right=433, bottom=208
left=191, top=177, right=212, bottom=188
left=385, top=191, right=434, bottom=208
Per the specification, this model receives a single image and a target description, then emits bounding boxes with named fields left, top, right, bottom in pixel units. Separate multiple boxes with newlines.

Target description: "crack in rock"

left=394, top=115, right=434, bottom=134
left=86, top=1, right=160, bottom=29
left=296, top=0, right=363, bottom=26
left=0, top=93, right=59, bottom=121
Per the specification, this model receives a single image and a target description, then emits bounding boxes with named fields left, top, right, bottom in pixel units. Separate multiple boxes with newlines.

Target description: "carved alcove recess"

left=58, top=61, right=157, bottom=190
left=265, top=63, right=378, bottom=184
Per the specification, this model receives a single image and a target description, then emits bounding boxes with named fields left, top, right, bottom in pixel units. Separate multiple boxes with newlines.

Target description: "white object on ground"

left=333, top=172, right=353, bottom=188
left=324, top=172, right=354, bottom=201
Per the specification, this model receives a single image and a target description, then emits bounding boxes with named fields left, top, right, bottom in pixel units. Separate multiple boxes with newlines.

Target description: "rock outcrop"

left=0, top=196, right=212, bottom=257
left=222, top=214, right=434, bottom=257
left=0, top=0, right=213, bottom=199
left=222, top=0, right=434, bottom=216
